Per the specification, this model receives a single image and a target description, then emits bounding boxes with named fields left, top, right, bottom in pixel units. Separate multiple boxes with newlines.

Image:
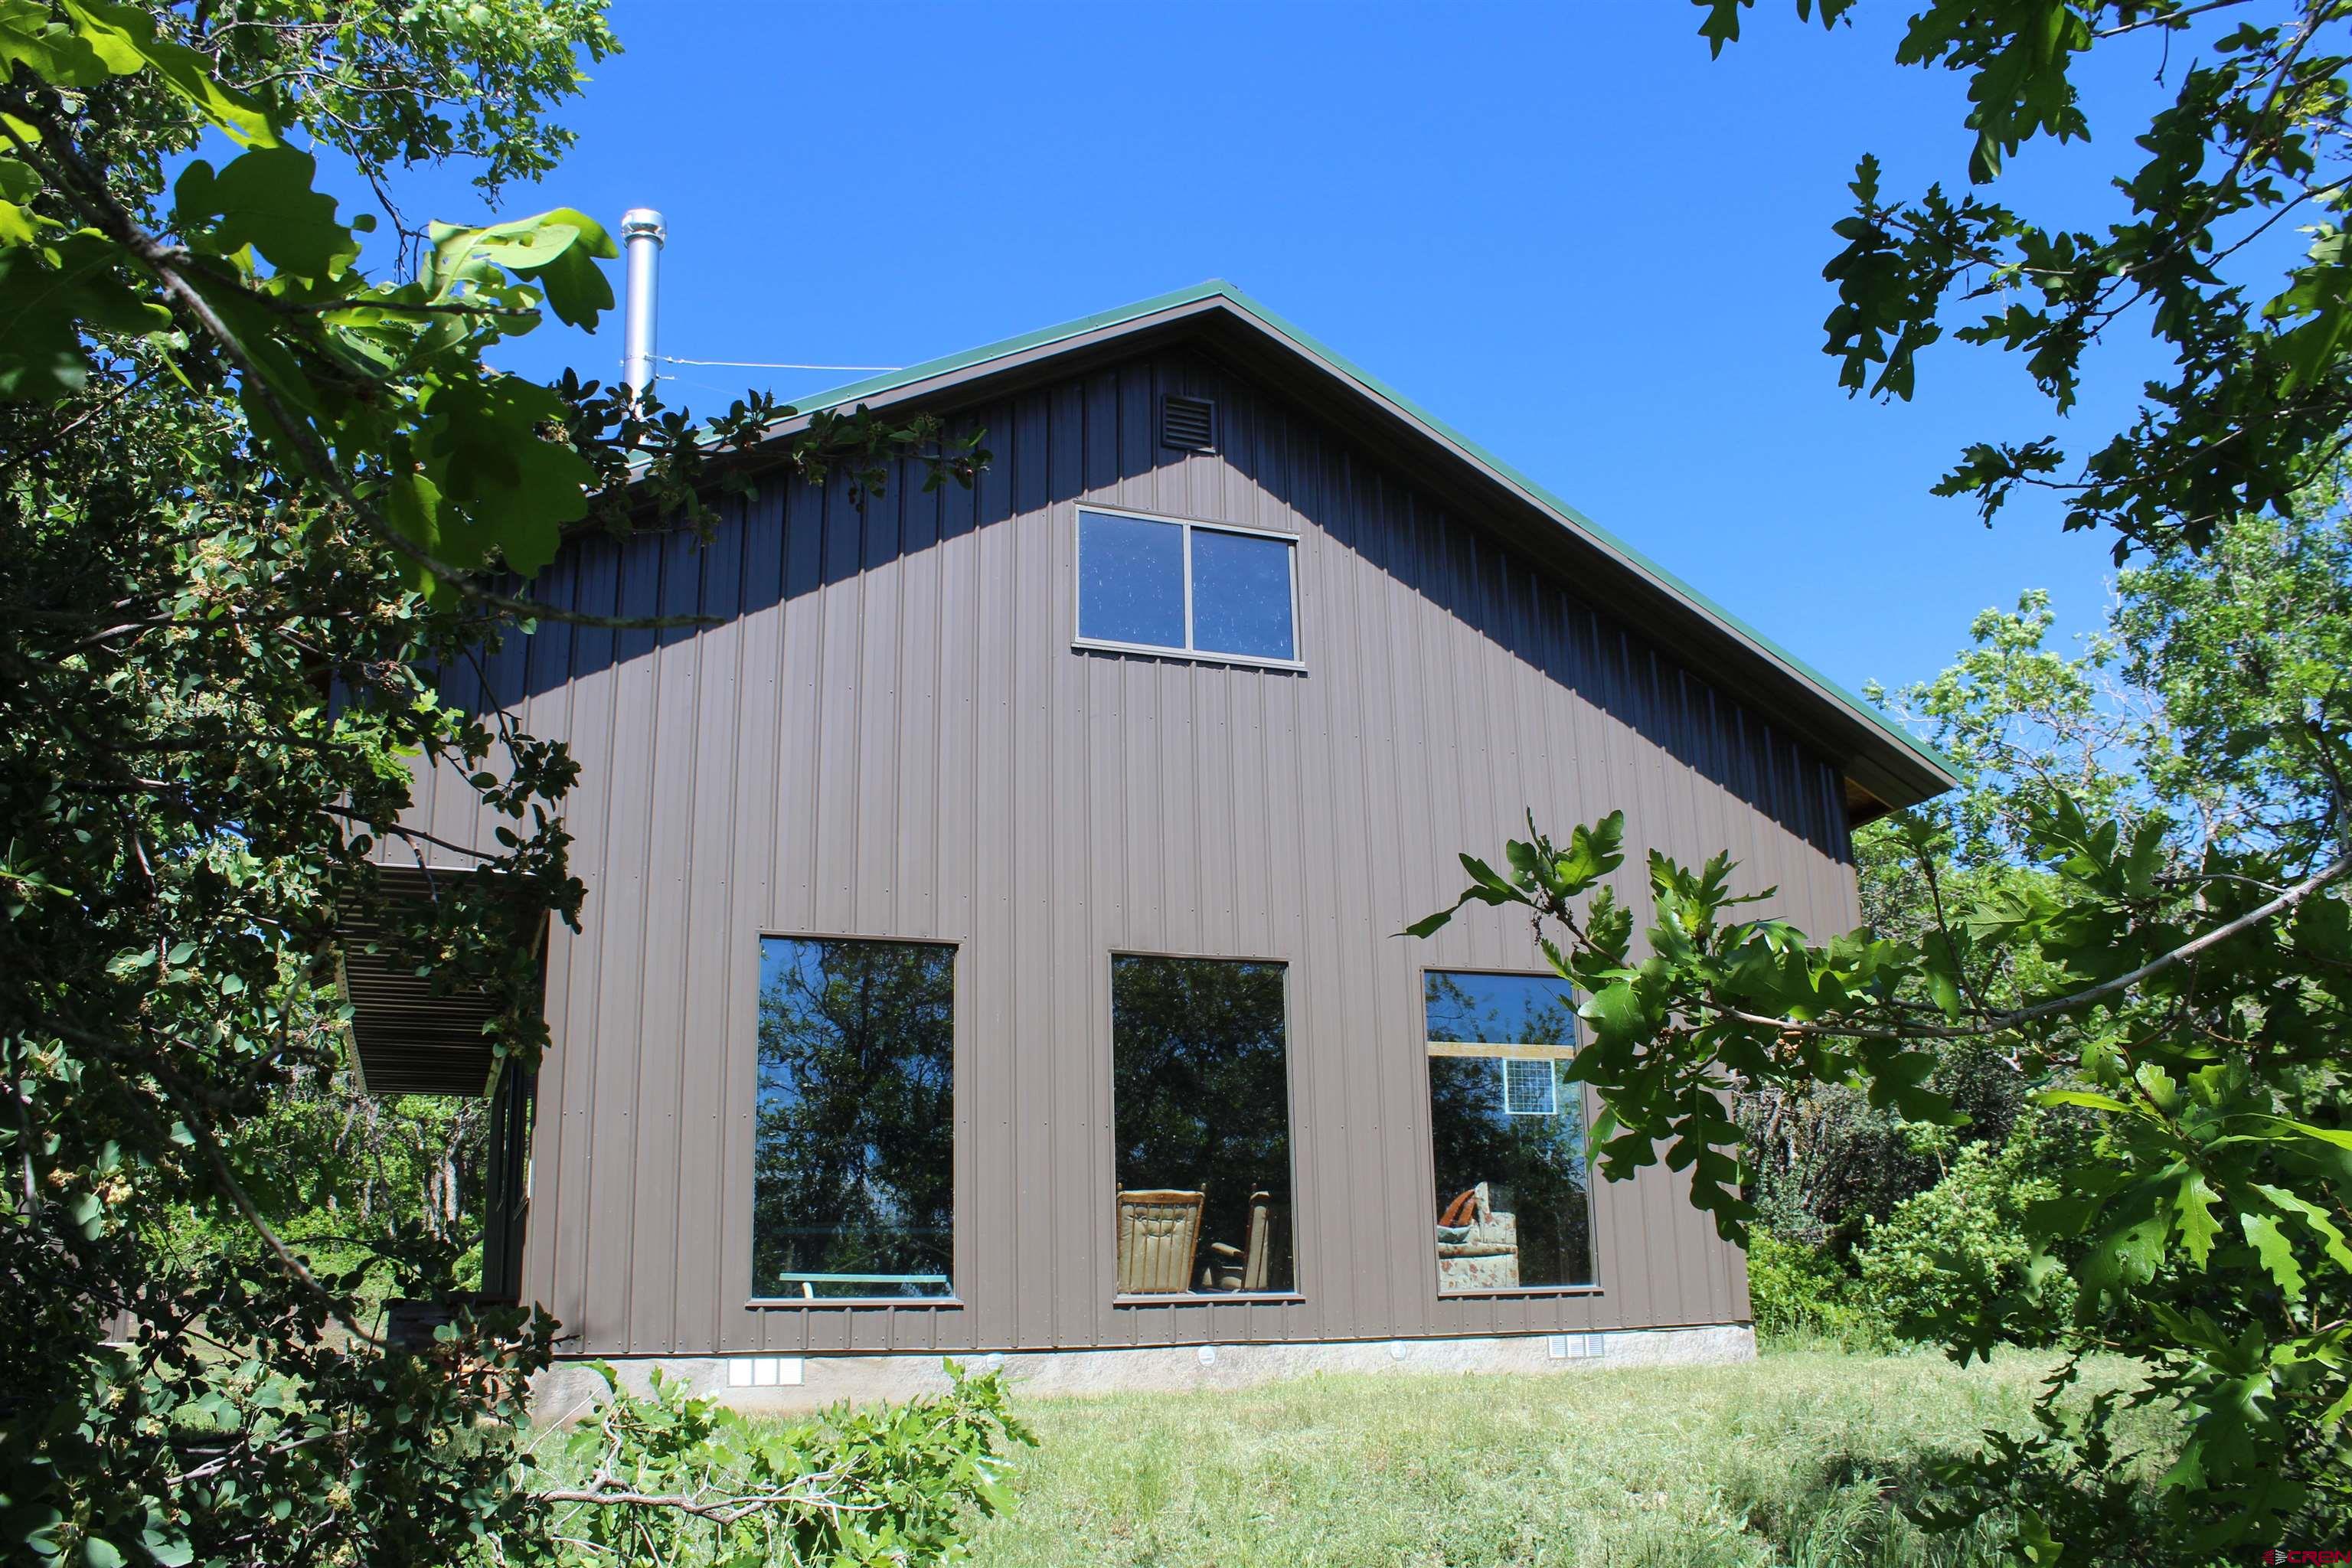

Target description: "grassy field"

left=965, top=1346, right=2164, bottom=1568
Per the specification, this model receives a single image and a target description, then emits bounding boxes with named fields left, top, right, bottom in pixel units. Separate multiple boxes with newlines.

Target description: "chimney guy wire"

left=655, top=354, right=904, bottom=373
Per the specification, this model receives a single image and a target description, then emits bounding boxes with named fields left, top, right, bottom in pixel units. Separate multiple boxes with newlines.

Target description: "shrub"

left=1856, top=1129, right=2077, bottom=1346
left=537, top=1360, right=1035, bottom=1566
left=1746, top=1233, right=1876, bottom=1348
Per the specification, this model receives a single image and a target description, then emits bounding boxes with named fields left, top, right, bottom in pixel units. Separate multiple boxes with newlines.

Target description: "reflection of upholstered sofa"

left=1435, top=1182, right=1519, bottom=1291
left=1116, top=1189, right=1204, bottom=1293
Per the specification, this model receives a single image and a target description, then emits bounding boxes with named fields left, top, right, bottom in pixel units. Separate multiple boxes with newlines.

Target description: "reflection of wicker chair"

left=1435, top=1181, right=1519, bottom=1291
left=1202, top=1190, right=1275, bottom=1292
left=1116, top=1189, right=1204, bottom=1294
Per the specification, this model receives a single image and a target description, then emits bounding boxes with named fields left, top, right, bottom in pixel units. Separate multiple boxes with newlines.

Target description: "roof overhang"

left=722, top=283, right=1956, bottom=815
left=338, top=864, right=531, bottom=1097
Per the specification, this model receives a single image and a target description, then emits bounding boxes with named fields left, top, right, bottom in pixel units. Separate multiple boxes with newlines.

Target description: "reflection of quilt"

left=1435, top=1182, right=1520, bottom=1290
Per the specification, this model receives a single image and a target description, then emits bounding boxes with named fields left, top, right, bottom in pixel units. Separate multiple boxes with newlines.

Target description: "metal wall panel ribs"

left=411, top=346, right=1860, bottom=1358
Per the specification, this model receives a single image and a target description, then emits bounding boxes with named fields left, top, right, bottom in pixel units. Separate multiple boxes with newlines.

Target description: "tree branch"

left=321, top=804, right=502, bottom=862
left=2095, top=0, right=2253, bottom=42
left=0, top=96, right=709, bottom=635
left=1710, top=850, right=2349, bottom=1044
left=537, top=1475, right=884, bottom=1525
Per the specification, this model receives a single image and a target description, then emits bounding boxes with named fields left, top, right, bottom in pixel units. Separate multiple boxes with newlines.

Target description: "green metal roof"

left=773, top=280, right=1957, bottom=795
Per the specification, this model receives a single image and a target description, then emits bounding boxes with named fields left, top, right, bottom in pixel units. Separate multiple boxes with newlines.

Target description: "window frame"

left=1418, top=965, right=1605, bottom=1300
left=745, top=929, right=962, bottom=1310
left=1071, top=505, right=1305, bottom=671
left=1105, top=947, right=1308, bottom=1306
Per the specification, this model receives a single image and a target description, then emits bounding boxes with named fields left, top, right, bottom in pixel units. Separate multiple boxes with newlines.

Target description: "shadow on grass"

left=1726, top=1452, right=2000, bottom=1568
left=1729, top=1449, right=2168, bottom=1568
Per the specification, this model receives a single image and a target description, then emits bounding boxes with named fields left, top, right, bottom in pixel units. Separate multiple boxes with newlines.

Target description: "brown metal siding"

left=416, top=346, right=1860, bottom=1357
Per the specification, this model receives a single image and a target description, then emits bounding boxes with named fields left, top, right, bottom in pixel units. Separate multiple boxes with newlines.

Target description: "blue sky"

left=389, top=1, right=2200, bottom=701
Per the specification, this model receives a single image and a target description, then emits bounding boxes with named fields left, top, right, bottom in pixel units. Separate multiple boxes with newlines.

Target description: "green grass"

left=965, top=1347, right=2167, bottom=1568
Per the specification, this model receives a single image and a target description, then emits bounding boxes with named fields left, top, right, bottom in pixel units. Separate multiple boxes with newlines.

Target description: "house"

left=344, top=281, right=1952, bottom=1406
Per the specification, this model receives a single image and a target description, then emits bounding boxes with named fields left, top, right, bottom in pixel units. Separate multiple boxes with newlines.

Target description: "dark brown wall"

left=405, top=346, right=1858, bottom=1357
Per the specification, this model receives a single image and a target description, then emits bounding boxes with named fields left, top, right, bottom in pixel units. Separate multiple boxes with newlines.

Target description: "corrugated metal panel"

left=710, top=284, right=1952, bottom=808
left=429, top=346, right=1867, bottom=1357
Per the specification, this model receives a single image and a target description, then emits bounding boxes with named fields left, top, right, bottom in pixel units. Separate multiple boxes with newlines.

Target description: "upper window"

left=753, top=937, right=955, bottom=1301
left=1424, top=971, right=1596, bottom=1294
left=1075, top=508, right=1299, bottom=665
left=1110, top=955, right=1297, bottom=1296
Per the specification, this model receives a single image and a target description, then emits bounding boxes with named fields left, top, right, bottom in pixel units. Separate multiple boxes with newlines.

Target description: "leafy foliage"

left=2115, top=501, right=2352, bottom=853
left=1426, top=974, right=1598, bottom=1290
left=1412, top=535, right=2352, bottom=1550
left=1711, top=0, right=2352, bottom=561
left=0, top=3, right=989, bottom=1563
left=541, top=1361, right=1034, bottom=1567
left=1415, top=767, right=2350, bottom=1552
left=1746, top=502, right=2352, bottom=1550
left=0, top=0, right=985, bottom=606
left=1745, top=1232, right=1880, bottom=1344
left=1739, top=1047, right=2031, bottom=1262
left=1485, top=8, right=2352, bottom=1553
left=1857, top=1122, right=2081, bottom=1346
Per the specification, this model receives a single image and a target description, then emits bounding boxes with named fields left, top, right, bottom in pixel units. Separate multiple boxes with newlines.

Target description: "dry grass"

left=964, top=1345, right=2164, bottom=1567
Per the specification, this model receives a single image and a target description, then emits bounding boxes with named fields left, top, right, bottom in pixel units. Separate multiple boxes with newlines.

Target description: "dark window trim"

left=1417, top=965, right=1603, bottom=1297
left=748, top=930, right=962, bottom=1310
left=1071, top=505, right=1306, bottom=671
left=1106, top=949, right=1308, bottom=1305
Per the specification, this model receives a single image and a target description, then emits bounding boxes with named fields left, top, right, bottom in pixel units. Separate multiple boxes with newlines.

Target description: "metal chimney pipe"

left=619, top=207, right=665, bottom=400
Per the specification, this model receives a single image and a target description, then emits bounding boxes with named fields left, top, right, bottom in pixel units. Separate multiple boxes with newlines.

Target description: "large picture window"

left=1075, top=508, right=1299, bottom=665
left=753, top=938, right=954, bottom=1300
left=1109, top=955, right=1297, bottom=1295
left=1424, top=971, right=1596, bottom=1293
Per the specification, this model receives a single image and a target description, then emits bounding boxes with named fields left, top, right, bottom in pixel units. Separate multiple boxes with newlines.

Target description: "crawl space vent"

left=1161, top=394, right=1216, bottom=452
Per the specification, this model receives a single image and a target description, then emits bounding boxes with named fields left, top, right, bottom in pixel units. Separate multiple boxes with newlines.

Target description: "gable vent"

left=1160, top=394, right=1216, bottom=452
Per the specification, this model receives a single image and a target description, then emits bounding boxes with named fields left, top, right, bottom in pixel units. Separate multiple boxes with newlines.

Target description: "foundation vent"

left=726, top=1356, right=805, bottom=1387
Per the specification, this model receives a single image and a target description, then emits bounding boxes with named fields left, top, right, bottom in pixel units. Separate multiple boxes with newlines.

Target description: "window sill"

left=745, top=1296, right=964, bottom=1310
left=1073, top=637, right=1307, bottom=674
left=1436, top=1284, right=1605, bottom=1300
left=1112, top=1292, right=1305, bottom=1307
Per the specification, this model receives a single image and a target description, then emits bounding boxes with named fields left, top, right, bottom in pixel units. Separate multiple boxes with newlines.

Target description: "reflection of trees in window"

left=753, top=939, right=953, bottom=1299
left=1111, top=956, right=1295, bottom=1292
left=1424, top=971, right=1579, bottom=1047
left=1425, top=972, right=1594, bottom=1289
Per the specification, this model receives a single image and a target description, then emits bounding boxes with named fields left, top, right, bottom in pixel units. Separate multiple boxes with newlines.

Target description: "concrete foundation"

left=529, top=1323, right=1756, bottom=1420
